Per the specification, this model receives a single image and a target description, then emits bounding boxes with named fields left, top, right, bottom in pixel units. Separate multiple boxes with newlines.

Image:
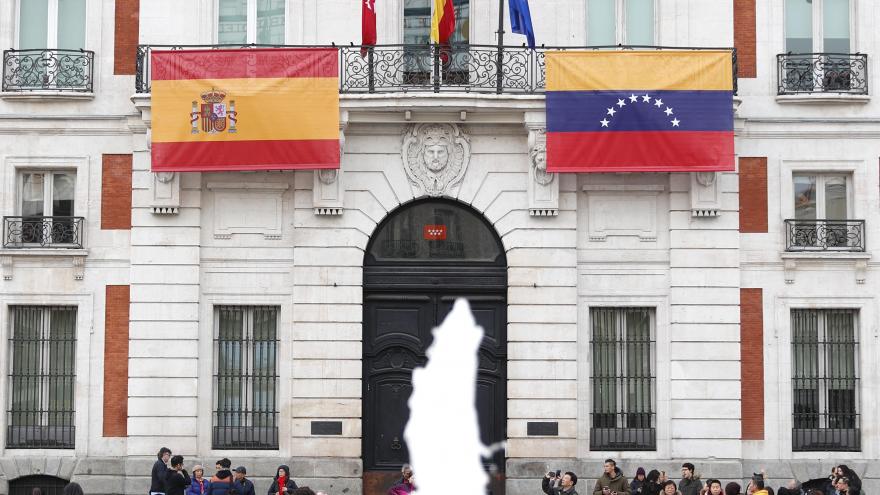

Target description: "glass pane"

left=216, top=307, right=244, bottom=426
left=367, top=201, right=504, bottom=263
left=219, top=0, right=248, bottom=44
left=404, top=0, right=431, bottom=45
left=785, top=0, right=813, bottom=53
left=451, top=0, right=469, bottom=44
left=11, top=307, right=43, bottom=427
left=625, top=0, right=654, bottom=45
left=793, top=175, right=817, bottom=220
left=591, top=308, right=617, bottom=426
left=823, top=0, right=850, bottom=52
left=19, top=0, right=49, bottom=49
left=824, top=175, right=847, bottom=219
left=48, top=308, right=76, bottom=426
left=791, top=309, right=819, bottom=428
left=52, top=173, right=75, bottom=217
left=57, top=0, right=87, bottom=49
left=252, top=307, right=277, bottom=427
left=257, top=0, right=285, bottom=44
left=22, top=173, right=46, bottom=217
left=588, top=0, right=616, bottom=45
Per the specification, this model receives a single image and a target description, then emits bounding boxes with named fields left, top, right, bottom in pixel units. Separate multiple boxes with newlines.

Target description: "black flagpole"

left=496, top=0, right=504, bottom=93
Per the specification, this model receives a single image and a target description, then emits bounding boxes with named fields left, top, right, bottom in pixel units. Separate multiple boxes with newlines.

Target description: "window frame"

left=585, top=0, right=658, bottom=46
left=792, top=172, right=852, bottom=220
left=783, top=0, right=855, bottom=53
left=211, top=304, right=281, bottom=450
left=215, top=0, right=287, bottom=45
left=400, top=0, right=472, bottom=45
left=789, top=308, right=860, bottom=451
left=14, top=0, right=87, bottom=49
left=17, top=170, right=76, bottom=218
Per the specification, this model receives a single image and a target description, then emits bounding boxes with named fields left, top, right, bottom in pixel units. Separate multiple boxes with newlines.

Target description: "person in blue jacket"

left=187, top=465, right=210, bottom=495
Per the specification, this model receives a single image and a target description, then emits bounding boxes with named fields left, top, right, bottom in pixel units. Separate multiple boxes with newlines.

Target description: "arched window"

left=9, top=475, right=68, bottom=495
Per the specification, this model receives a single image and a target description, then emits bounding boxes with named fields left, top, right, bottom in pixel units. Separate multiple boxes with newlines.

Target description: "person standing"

left=165, top=455, right=191, bottom=495
left=632, top=468, right=648, bottom=495
left=543, top=471, right=579, bottom=495
left=206, top=462, right=235, bottom=495
left=151, top=447, right=172, bottom=495
left=591, top=459, right=630, bottom=495
left=268, top=465, right=299, bottom=495
left=747, top=473, right=769, bottom=495
left=679, top=464, right=701, bottom=495
left=645, top=470, right=662, bottom=495
left=234, top=466, right=256, bottom=495
left=188, top=465, right=210, bottom=495
left=388, top=465, right=415, bottom=495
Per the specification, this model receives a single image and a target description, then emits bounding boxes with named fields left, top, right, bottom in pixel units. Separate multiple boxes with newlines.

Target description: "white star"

left=664, top=107, right=674, bottom=116
left=629, top=94, right=639, bottom=103
left=642, top=94, right=651, bottom=102
left=654, top=98, right=664, bottom=107
left=607, top=107, right=616, bottom=116
left=600, top=118, right=610, bottom=127
left=671, top=118, right=681, bottom=127
left=616, top=98, right=627, bottom=107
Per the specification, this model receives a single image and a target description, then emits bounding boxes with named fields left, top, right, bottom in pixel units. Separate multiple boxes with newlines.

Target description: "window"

left=18, top=0, right=86, bottom=50
left=785, top=0, right=850, bottom=53
left=218, top=0, right=285, bottom=45
left=791, top=309, right=860, bottom=451
left=590, top=307, right=655, bottom=451
left=404, top=0, right=469, bottom=45
left=587, top=0, right=654, bottom=45
left=7, top=306, right=76, bottom=449
left=9, top=476, right=68, bottom=495
left=5, top=171, right=79, bottom=247
left=213, top=305, right=279, bottom=449
left=788, top=173, right=857, bottom=250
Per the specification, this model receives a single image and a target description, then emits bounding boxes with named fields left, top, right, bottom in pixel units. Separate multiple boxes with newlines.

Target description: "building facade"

left=0, top=1, right=878, bottom=494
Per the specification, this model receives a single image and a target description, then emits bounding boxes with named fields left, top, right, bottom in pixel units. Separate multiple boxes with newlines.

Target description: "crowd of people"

left=149, top=447, right=328, bottom=495
left=542, top=460, right=865, bottom=495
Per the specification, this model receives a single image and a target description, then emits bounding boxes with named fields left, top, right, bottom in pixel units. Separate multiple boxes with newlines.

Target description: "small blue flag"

left=509, top=0, right=536, bottom=49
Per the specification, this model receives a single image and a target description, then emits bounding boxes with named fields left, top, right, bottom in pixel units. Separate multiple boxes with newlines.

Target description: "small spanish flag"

left=431, top=0, right=455, bottom=44
left=151, top=48, right=340, bottom=172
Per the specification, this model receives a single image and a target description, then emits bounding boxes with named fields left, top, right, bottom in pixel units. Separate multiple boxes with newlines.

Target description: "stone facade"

left=1, top=1, right=879, bottom=495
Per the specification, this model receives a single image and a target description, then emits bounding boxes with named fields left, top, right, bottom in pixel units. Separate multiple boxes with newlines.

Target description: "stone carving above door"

left=401, top=123, right=470, bottom=197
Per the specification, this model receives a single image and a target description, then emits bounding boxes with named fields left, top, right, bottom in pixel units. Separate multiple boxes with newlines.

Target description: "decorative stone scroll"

left=151, top=171, right=180, bottom=215
left=402, top=123, right=470, bottom=197
left=313, top=117, right=348, bottom=216
left=526, top=126, right=558, bottom=216
left=690, top=171, right=721, bottom=217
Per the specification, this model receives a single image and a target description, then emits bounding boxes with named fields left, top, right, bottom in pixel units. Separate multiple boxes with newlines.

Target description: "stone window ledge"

left=776, top=93, right=869, bottom=104
left=1, top=248, right=88, bottom=281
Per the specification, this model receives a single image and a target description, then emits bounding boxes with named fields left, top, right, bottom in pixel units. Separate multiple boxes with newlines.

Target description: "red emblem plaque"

left=423, top=225, right=447, bottom=240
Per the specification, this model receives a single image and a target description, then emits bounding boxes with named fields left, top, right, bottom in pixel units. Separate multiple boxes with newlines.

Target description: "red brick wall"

left=734, top=0, right=757, bottom=78
left=104, top=285, right=130, bottom=437
left=740, top=288, right=764, bottom=440
left=739, top=157, right=768, bottom=233
left=114, top=0, right=140, bottom=75
left=101, top=154, right=132, bottom=230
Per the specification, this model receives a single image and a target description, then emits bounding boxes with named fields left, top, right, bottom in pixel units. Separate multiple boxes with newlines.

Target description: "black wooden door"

left=363, top=292, right=507, bottom=472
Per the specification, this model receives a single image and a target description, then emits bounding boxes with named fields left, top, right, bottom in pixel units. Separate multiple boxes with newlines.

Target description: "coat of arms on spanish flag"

left=151, top=48, right=339, bottom=172
left=545, top=50, right=734, bottom=173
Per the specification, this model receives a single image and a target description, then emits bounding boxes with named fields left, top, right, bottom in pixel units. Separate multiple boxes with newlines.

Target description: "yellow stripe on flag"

left=431, top=0, right=447, bottom=43
left=546, top=50, right=733, bottom=91
left=152, top=77, right=339, bottom=143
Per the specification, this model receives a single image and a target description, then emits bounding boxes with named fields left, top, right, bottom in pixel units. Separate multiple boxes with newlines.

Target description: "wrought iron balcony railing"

left=136, top=44, right=737, bottom=95
left=2, top=216, right=84, bottom=249
left=784, top=219, right=865, bottom=252
left=2, top=49, right=94, bottom=92
left=777, top=53, right=868, bottom=95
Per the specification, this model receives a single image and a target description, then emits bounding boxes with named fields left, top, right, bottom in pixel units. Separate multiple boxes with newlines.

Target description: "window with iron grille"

left=6, top=306, right=76, bottom=449
left=791, top=308, right=860, bottom=451
left=590, top=307, right=656, bottom=451
left=9, top=475, right=68, bottom=495
left=213, top=305, right=279, bottom=450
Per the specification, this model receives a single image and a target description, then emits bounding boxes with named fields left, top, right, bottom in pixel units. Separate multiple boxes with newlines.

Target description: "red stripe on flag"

left=546, top=131, right=734, bottom=173
left=362, top=0, right=377, bottom=49
left=151, top=48, right=338, bottom=80
left=152, top=139, right=340, bottom=172
left=439, top=0, right=456, bottom=43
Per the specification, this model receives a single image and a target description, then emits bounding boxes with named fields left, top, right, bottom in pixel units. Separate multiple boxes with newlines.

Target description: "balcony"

left=784, top=219, right=865, bottom=252
left=2, top=216, right=84, bottom=249
left=2, top=49, right=94, bottom=94
left=135, top=44, right=737, bottom=95
left=777, top=53, right=868, bottom=95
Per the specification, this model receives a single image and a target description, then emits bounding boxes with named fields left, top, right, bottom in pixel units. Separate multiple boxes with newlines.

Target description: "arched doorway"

left=362, top=198, right=507, bottom=495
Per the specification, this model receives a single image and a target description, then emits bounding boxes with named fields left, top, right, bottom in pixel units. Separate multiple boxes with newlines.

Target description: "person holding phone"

left=592, top=459, right=631, bottom=495
left=543, top=470, right=579, bottom=495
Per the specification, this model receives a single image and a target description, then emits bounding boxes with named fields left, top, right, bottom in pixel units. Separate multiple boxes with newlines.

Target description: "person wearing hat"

left=269, top=465, right=299, bottom=495
left=187, top=465, right=210, bottom=495
left=234, top=466, right=256, bottom=495
left=632, top=468, right=648, bottom=495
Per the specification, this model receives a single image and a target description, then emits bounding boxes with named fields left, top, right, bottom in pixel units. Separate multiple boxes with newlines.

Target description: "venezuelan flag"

left=151, top=48, right=339, bottom=172
left=545, top=50, right=734, bottom=173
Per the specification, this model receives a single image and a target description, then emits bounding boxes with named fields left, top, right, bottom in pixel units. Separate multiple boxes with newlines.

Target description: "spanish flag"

left=546, top=50, right=734, bottom=173
left=151, top=48, right=339, bottom=172
left=431, top=0, right=455, bottom=44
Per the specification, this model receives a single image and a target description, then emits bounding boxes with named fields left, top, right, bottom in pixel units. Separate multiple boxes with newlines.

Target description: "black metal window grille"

left=9, top=475, right=68, bottom=495
left=791, top=308, right=860, bottom=451
left=7, top=306, right=76, bottom=449
left=590, top=307, right=656, bottom=451
left=777, top=53, right=867, bottom=95
left=213, top=305, right=279, bottom=450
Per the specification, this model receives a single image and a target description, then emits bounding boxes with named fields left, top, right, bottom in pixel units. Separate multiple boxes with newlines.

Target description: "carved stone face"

left=423, top=142, right=450, bottom=172
left=534, top=150, right=547, bottom=171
